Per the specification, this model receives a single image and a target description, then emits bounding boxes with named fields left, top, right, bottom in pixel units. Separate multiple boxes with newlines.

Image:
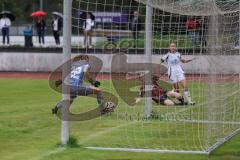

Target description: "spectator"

left=83, top=12, right=94, bottom=48
left=52, top=15, right=62, bottom=45
left=235, top=22, right=239, bottom=49
left=23, top=25, right=33, bottom=48
left=199, top=17, right=208, bottom=49
left=186, top=16, right=199, bottom=47
left=235, top=34, right=239, bottom=49
left=130, top=11, right=141, bottom=48
left=0, top=14, right=11, bottom=45
left=36, top=17, right=46, bottom=45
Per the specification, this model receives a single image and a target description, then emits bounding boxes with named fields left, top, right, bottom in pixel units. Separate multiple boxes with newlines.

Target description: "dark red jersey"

left=152, top=85, right=166, bottom=98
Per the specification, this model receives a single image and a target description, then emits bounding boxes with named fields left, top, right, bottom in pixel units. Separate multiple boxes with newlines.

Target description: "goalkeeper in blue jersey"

left=52, top=55, right=115, bottom=115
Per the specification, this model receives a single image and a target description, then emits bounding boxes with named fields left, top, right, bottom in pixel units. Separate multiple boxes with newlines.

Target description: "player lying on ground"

left=136, top=75, right=185, bottom=106
left=161, top=42, right=196, bottom=105
left=52, top=55, right=116, bottom=115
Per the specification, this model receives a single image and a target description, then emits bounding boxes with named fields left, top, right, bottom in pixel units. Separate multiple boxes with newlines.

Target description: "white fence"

left=0, top=53, right=239, bottom=74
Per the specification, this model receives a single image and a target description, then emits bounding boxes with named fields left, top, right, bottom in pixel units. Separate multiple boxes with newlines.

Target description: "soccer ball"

left=104, top=101, right=116, bottom=113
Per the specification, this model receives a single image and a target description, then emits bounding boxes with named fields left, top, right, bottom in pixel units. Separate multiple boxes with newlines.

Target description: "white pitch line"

left=29, top=147, right=66, bottom=160
left=80, top=120, right=138, bottom=144
left=29, top=120, right=139, bottom=160
left=86, top=147, right=209, bottom=154
left=176, top=119, right=240, bottom=125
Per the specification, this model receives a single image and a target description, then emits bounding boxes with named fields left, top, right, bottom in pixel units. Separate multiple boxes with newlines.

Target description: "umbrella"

left=0, top=11, right=15, bottom=21
left=79, top=11, right=95, bottom=21
left=52, top=12, right=63, bottom=18
left=31, top=11, right=47, bottom=17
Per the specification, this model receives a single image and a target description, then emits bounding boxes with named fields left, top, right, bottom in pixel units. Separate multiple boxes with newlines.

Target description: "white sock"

left=184, top=91, right=190, bottom=97
left=184, top=91, right=190, bottom=103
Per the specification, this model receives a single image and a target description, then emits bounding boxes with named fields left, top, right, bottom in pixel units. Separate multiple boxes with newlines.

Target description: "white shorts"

left=169, top=72, right=185, bottom=84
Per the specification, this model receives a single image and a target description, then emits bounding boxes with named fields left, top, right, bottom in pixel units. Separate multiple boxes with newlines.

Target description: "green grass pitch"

left=0, top=78, right=239, bottom=160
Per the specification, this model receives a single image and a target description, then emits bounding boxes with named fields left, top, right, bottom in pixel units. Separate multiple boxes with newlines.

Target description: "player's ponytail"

left=73, top=55, right=89, bottom=62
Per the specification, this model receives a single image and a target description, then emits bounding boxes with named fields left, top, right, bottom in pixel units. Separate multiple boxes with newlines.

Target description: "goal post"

left=61, top=0, right=73, bottom=145
left=144, top=0, right=153, bottom=118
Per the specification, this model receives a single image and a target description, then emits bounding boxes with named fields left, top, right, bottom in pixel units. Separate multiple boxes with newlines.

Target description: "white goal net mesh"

left=68, top=0, right=240, bottom=153
left=136, top=0, right=239, bottom=15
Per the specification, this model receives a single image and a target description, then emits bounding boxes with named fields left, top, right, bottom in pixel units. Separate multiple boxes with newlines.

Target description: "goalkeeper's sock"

left=52, top=101, right=62, bottom=114
left=97, top=92, right=105, bottom=110
left=57, top=102, right=63, bottom=108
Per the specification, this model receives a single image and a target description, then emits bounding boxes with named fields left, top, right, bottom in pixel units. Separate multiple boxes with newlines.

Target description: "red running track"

left=0, top=72, right=239, bottom=82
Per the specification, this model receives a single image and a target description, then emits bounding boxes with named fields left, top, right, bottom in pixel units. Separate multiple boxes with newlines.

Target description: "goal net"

left=65, top=0, right=240, bottom=154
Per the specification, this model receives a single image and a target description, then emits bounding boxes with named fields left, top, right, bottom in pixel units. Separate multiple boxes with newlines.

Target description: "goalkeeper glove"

left=89, top=79, right=101, bottom=87
left=55, top=79, right=62, bottom=87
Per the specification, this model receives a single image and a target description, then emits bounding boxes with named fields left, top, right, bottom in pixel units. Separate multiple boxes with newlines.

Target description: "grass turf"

left=0, top=78, right=239, bottom=160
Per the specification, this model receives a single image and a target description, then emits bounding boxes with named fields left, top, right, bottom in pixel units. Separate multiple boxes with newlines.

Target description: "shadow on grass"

left=56, top=136, right=82, bottom=148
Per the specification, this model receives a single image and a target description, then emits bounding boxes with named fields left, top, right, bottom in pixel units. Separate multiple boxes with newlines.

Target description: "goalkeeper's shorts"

left=152, top=93, right=168, bottom=105
left=70, top=85, right=93, bottom=100
left=159, top=94, right=168, bottom=105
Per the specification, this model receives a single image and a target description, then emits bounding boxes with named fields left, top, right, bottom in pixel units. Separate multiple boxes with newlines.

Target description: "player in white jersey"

left=161, top=43, right=196, bottom=105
